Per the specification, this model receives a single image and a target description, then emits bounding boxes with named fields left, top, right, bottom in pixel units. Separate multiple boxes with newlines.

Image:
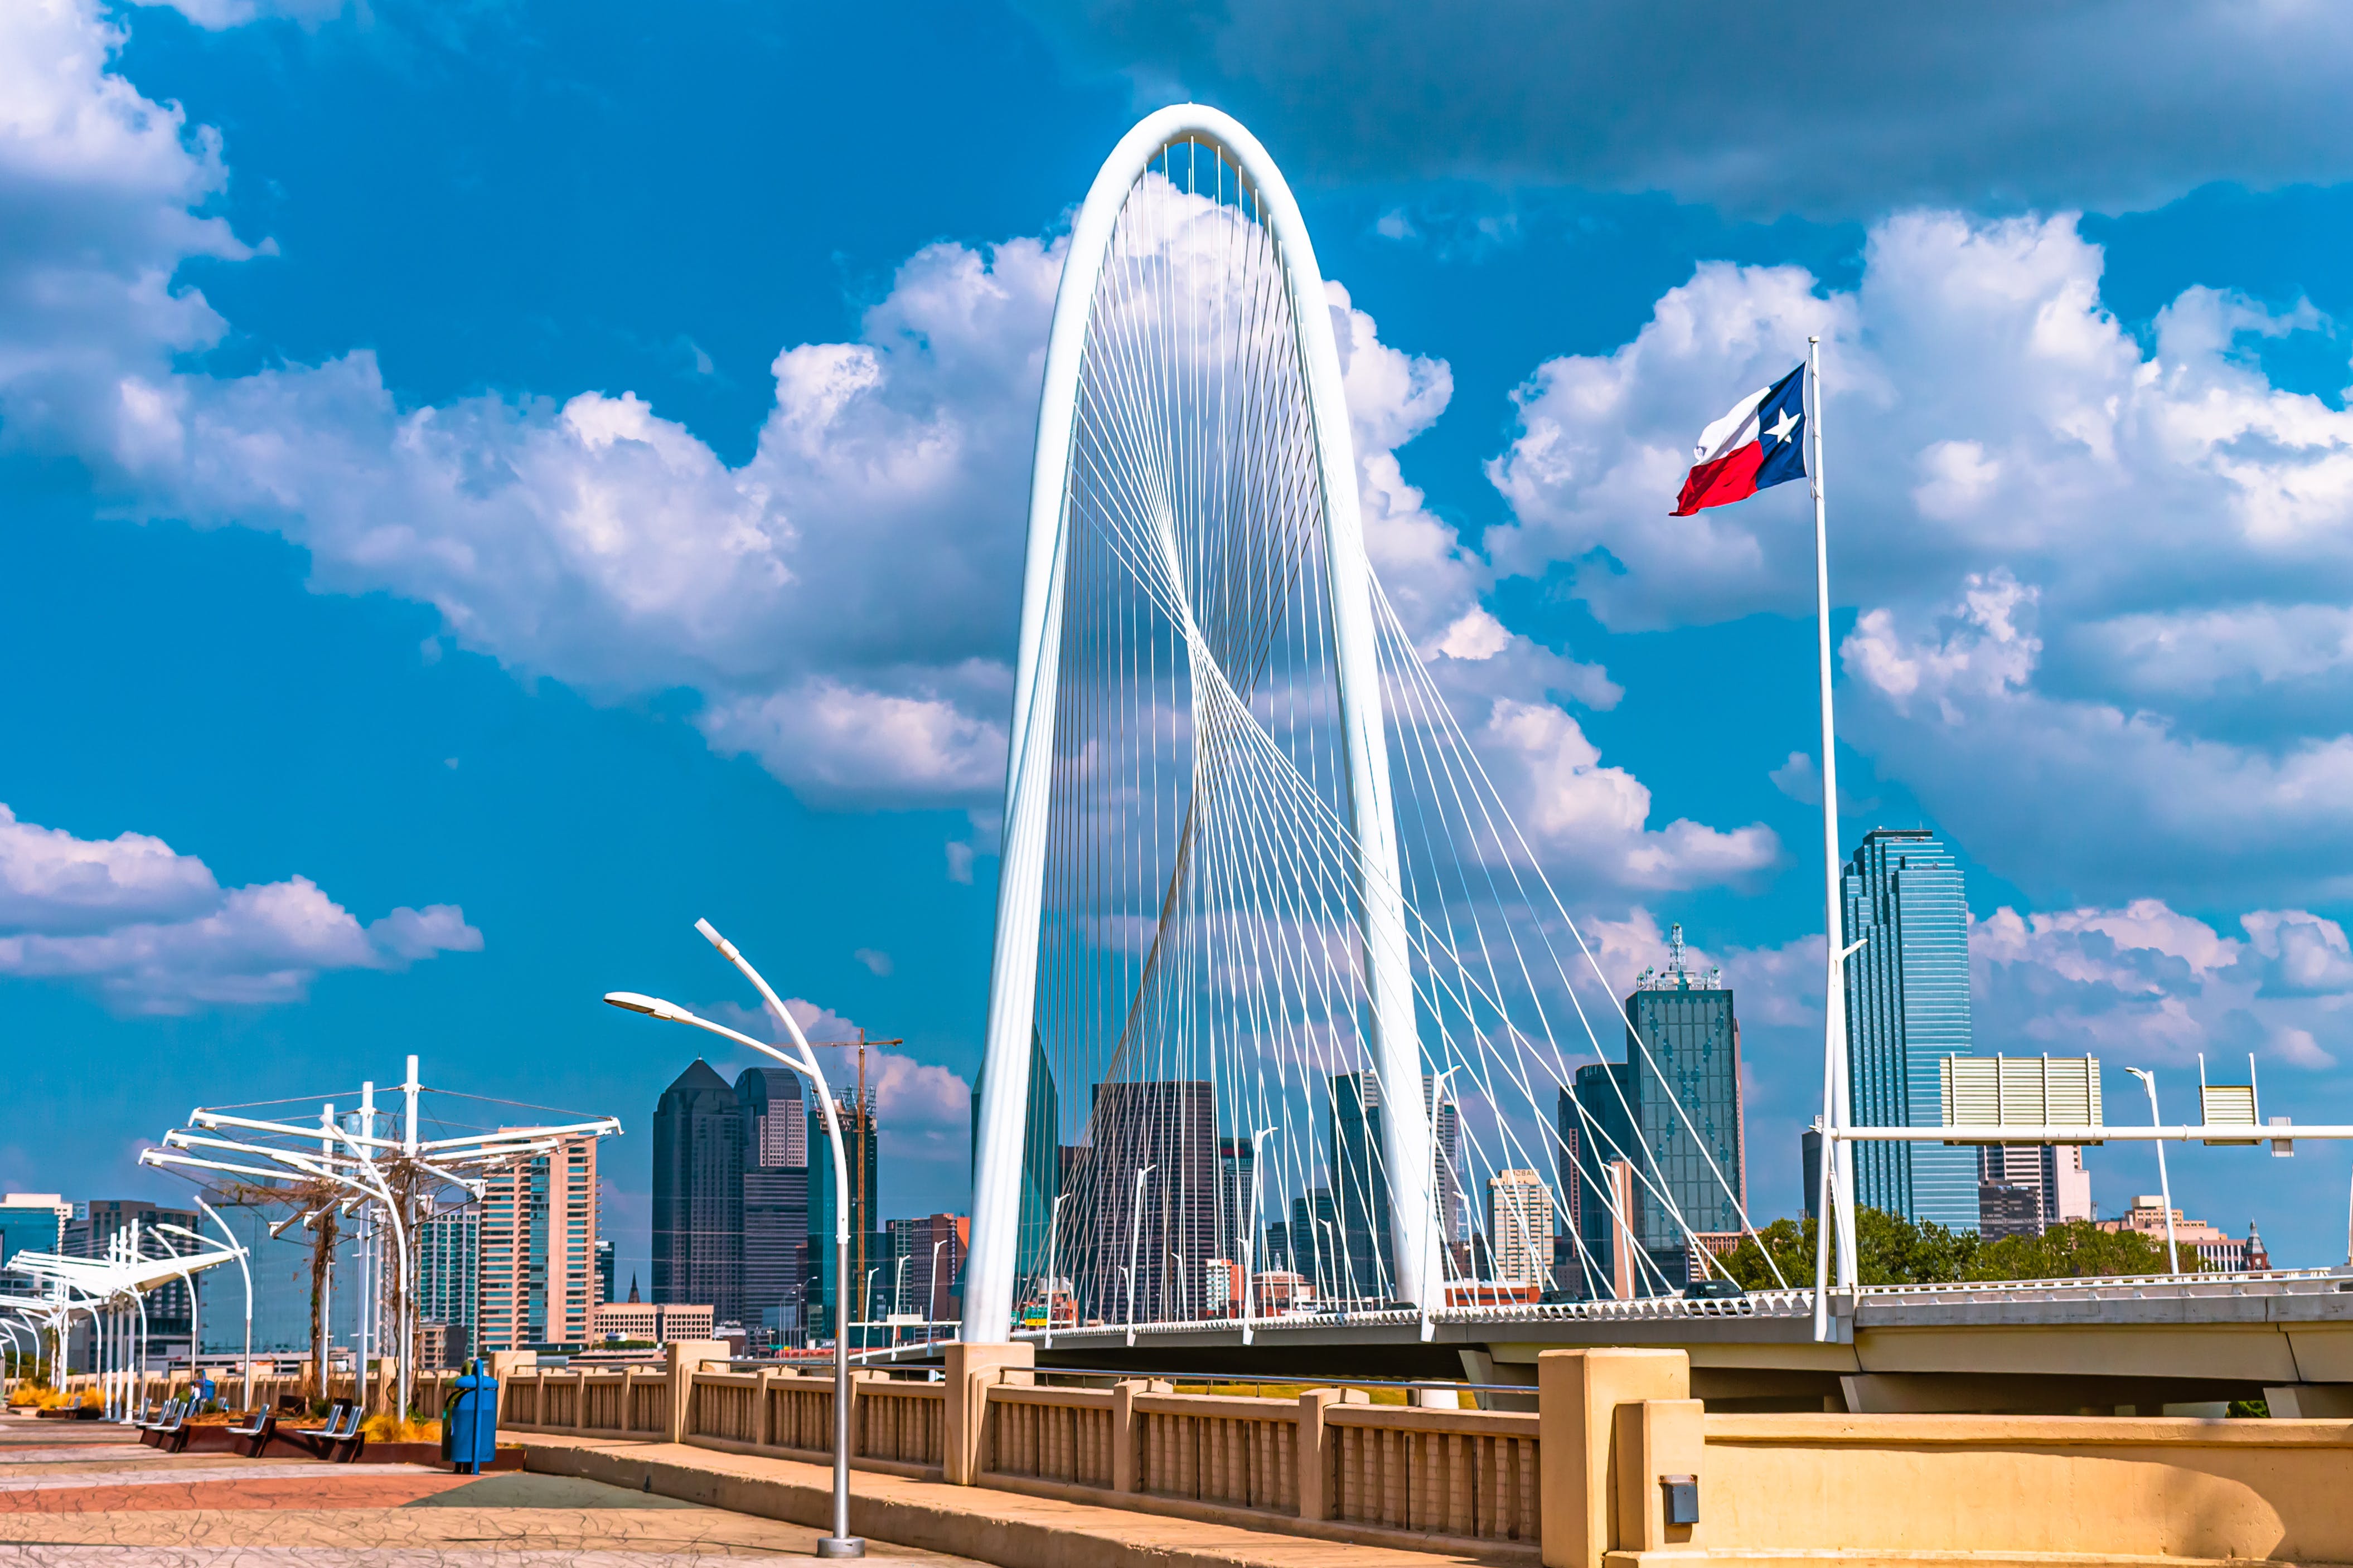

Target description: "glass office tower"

left=1842, top=827, right=1979, bottom=1232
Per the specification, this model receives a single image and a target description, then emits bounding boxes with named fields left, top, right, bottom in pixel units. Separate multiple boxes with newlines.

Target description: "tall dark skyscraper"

left=1071, top=1079, right=1214, bottom=1324
left=1557, top=925, right=1748, bottom=1297
left=1328, top=1071, right=1391, bottom=1303
left=806, top=1091, right=879, bottom=1337
left=970, top=1030, right=1061, bottom=1301
left=651, top=1059, right=743, bottom=1322
left=1843, top=828, right=1979, bottom=1233
left=737, top=1066, right=808, bottom=1341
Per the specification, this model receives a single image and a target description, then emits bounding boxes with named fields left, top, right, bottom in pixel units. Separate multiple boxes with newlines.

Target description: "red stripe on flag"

left=1671, top=443, right=1764, bottom=517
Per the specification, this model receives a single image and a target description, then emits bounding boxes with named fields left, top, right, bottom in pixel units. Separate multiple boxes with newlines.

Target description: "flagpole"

left=1808, top=335, right=1860, bottom=1327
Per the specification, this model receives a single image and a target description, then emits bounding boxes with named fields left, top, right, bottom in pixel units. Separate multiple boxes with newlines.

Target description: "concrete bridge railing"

left=493, top=1339, right=2353, bottom=1566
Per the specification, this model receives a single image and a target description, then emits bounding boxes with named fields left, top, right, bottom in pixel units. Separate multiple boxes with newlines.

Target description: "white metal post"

left=2128, top=1069, right=2181, bottom=1274
left=1807, top=336, right=1861, bottom=1307
left=1125, top=1165, right=1155, bottom=1345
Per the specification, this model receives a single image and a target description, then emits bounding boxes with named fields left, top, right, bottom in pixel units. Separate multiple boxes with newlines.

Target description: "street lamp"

left=890, top=1255, right=908, bottom=1348
left=605, top=915, right=865, bottom=1560
left=927, top=1239, right=947, bottom=1342
left=1167, top=1249, right=1185, bottom=1322
left=1240, top=1125, right=1276, bottom=1343
left=1124, top=1165, right=1155, bottom=1346
left=2124, top=1067, right=2181, bottom=1275
left=863, top=1268, right=881, bottom=1348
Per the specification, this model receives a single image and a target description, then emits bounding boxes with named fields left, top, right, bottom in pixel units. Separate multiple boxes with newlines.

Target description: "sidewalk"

left=521, top=1433, right=1521, bottom=1568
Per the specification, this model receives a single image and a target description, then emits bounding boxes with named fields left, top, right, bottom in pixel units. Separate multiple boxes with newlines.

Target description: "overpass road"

left=861, top=1270, right=2353, bottom=1415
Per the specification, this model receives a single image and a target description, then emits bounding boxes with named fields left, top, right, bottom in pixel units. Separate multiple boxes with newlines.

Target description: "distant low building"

left=2098, top=1196, right=2269, bottom=1271
left=590, top=1301, right=716, bottom=1345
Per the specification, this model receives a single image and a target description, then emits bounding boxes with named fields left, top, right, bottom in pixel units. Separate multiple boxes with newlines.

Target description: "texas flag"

left=1670, top=365, right=1806, bottom=516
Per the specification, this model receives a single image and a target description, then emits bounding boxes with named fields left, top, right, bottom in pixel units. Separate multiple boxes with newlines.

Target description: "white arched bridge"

left=950, top=105, right=2353, bottom=1415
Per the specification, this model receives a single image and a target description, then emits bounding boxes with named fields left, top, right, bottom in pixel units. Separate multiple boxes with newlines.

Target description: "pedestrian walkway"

left=0, top=1410, right=982, bottom=1563
left=522, top=1431, right=1524, bottom=1568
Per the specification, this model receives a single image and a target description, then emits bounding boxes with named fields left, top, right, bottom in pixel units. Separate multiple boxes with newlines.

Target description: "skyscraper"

left=593, top=1237, right=615, bottom=1305
left=888, top=1212, right=969, bottom=1320
left=806, top=1091, right=879, bottom=1338
left=738, top=1066, right=809, bottom=1341
left=67, top=1201, right=197, bottom=1348
left=1624, top=926, right=1746, bottom=1261
left=651, top=1059, right=744, bottom=1323
left=1842, top=828, right=1979, bottom=1232
left=1560, top=1064, right=1637, bottom=1295
left=1328, top=1072, right=1392, bottom=1303
left=478, top=1132, right=599, bottom=1353
left=418, top=1200, right=480, bottom=1355
left=1556, top=923, right=1750, bottom=1302
left=1071, top=1080, right=1215, bottom=1324
left=0, top=1194, right=67, bottom=1269
left=970, top=1031, right=1061, bottom=1299
left=1487, top=1169, right=1555, bottom=1286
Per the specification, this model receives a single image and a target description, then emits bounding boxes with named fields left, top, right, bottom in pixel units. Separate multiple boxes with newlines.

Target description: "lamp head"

left=604, top=991, right=692, bottom=1024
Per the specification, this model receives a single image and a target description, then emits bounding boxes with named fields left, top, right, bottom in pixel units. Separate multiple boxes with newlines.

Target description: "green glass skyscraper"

left=1842, top=827, right=1979, bottom=1232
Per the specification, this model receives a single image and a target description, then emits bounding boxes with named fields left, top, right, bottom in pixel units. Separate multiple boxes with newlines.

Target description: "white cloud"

left=853, top=948, right=893, bottom=977
left=0, top=803, right=478, bottom=1014
left=1020, top=1, right=2353, bottom=216
left=1490, top=209, right=2353, bottom=908
left=1973, top=900, right=2350, bottom=1070
left=1470, top=700, right=1776, bottom=892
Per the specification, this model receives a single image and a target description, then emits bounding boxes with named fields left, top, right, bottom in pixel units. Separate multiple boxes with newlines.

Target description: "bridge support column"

left=1538, top=1347, right=1690, bottom=1568
left=943, top=1341, right=1032, bottom=1485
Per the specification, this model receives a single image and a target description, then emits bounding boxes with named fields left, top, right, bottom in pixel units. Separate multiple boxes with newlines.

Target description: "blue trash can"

left=442, top=1359, right=500, bottom=1474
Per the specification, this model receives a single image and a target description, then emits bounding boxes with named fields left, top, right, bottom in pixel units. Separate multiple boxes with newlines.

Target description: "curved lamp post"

left=606, top=916, right=864, bottom=1559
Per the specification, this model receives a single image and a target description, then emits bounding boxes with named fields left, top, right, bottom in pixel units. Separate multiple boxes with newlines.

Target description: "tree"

left=1720, top=1210, right=2192, bottom=1290
left=1967, top=1220, right=2184, bottom=1280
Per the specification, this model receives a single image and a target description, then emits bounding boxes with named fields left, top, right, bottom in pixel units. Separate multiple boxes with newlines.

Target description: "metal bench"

left=150, top=1398, right=197, bottom=1455
left=135, top=1396, right=186, bottom=1448
left=285, top=1401, right=365, bottom=1463
left=225, top=1406, right=275, bottom=1458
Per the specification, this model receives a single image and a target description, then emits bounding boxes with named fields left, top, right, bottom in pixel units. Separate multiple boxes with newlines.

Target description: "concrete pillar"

left=664, top=1339, right=726, bottom=1446
left=488, top=1351, right=537, bottom=1425
left=1296, top=1389, right=1338, bottom=1520
left=943, top=1340, right=1033, bottom=1485
left=1110, top=1380, right=1142, bottom=1493
left=1537, top=1348, right=1691, bottom=1568
left=1612, top=1399, right=1705, bottom=1555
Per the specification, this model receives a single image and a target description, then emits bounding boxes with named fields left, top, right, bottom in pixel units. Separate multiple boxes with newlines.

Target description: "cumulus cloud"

left=1973, top=900, right=2350, bottom=1070
left=1020, top=1, right=2353, bottom=217
left=0, top=6, right=1770, bottom=908
left=0, top=804, right=478, bottom=1014
left=1491, top=209, right=2353, bottom=908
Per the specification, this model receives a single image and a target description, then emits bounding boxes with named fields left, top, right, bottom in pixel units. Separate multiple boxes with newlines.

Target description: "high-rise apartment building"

left=652, top=1060, right=745, bottom=1324
left=1487, top=1169, right=1555, bottom=1285
left=418, top=1199, right=479, bottom=1351
left=738, top=1066, right=809, bottom=1341
left=477, top=1132, right=599, bottom=1353
left=888, top=1213, right=969, bottom=1321
left=594, top=1238, right=615, bottom=1305
left=1843, top=828, right=1979, bottom=1232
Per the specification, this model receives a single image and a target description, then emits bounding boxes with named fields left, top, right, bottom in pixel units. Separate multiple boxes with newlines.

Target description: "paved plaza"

left=0, top=1414, right=984, bottom=1566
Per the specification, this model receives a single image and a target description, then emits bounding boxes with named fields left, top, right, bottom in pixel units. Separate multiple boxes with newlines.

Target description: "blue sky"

left=11, top=0, right=2353, bottom=1289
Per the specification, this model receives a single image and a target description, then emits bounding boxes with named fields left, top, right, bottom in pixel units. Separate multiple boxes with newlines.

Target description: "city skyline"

left=11, top=0, right=2353, bottom=1285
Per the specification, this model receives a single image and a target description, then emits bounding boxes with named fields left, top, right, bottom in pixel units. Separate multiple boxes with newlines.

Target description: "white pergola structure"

left=7, top=1223, right=243, bottom=1422
left=140, top=1054, right=621, bottom=1422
